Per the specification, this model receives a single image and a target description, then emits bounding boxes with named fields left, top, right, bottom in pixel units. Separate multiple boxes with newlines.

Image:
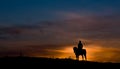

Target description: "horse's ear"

left=73, top=47, right=76, bottom=49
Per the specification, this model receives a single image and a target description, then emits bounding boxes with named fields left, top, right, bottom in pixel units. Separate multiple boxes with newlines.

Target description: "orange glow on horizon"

left=29, top=45, right=120, bottom=63
left=55, top=45, right=104, bottom=61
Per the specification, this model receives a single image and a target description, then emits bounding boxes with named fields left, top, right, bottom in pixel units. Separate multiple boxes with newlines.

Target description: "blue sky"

left=0, top=0, right=120, bottom=25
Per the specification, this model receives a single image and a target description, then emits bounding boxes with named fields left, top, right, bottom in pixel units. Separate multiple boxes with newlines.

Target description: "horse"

left=73, top=47, right=87, bottom=61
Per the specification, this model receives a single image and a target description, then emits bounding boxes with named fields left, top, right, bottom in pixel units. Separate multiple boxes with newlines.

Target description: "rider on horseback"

left=78, top=40, right=83, bottom=51
left=73, top=40, right=87, bottom=60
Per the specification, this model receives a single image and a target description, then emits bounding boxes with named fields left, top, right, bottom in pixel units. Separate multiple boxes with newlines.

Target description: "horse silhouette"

left=73, top=47, right=87, bottom=60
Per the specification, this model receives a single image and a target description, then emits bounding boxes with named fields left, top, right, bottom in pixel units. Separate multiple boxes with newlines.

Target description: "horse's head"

left=73, top=47, right=78, bottom=53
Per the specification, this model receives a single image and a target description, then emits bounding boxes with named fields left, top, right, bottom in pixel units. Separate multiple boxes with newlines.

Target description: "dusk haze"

left=0, top=0, right=120, bottom=63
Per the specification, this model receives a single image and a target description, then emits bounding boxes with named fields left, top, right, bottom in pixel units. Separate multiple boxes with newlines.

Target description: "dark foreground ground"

left=0, top=56, right=120, bottom=68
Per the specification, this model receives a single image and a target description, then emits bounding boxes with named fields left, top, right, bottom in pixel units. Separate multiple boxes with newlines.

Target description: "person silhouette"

left=73, top=40, right=87, bottom=60
left=78, top=40, right=83, bottom=50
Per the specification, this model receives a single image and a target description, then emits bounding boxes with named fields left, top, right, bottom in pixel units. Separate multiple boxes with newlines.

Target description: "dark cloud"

left=1, top=12, right=120, bottom=44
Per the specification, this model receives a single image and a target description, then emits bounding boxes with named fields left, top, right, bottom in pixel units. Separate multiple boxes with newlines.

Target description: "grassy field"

left=0, top=56, right=119, bottom=68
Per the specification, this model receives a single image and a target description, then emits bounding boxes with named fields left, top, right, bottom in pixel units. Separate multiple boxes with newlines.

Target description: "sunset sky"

left=0, top=0, right=120, bottom=63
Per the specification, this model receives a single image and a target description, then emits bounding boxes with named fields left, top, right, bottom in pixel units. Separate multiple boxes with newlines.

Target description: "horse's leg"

left=84, top=54, right=87, bottom=61
left=76, top=55, right=79, bottom=60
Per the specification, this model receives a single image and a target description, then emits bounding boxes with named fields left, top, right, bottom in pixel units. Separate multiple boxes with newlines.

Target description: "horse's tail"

left=83, top=49, right=87, bottom=60
left=83, top=49, right=87, bottom=54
